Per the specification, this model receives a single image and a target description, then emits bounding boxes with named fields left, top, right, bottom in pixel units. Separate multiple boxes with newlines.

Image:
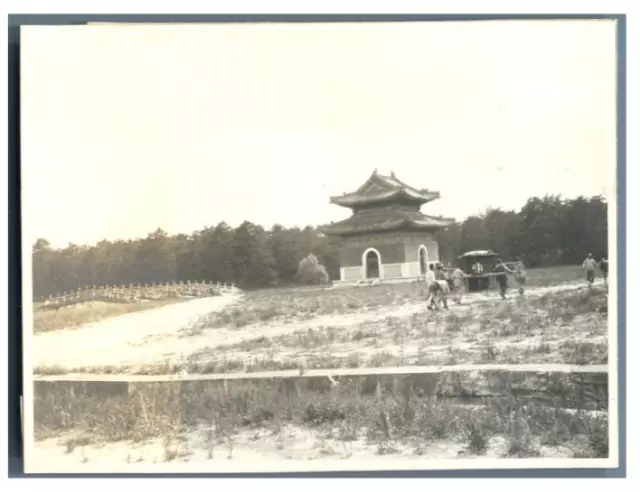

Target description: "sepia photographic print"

left=19, top=18, right=620, bottom=474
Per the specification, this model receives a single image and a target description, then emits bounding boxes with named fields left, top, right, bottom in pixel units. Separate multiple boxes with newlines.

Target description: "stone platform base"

left=331, top=276, right=424, bottom=288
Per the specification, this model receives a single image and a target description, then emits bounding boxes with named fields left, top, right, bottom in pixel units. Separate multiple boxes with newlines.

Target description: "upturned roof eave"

left=319, top=218, right=453, bottom=237
left=413, top=218, right=457, bottom=228
left=330, top=189, right=440, bottom=207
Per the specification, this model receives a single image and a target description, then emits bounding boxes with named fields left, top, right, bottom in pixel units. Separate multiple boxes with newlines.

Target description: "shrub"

left=296, top=254, right=330, bottom=286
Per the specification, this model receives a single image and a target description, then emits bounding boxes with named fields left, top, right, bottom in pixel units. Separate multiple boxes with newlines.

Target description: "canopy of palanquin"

left=458, top=250, right=499, bottom=259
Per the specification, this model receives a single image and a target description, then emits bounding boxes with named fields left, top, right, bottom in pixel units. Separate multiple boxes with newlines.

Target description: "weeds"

left=462, top=420, right=492, bottom=454
left=162, top=434, right=179, bottom=462
left=36, top=375, right=609, bottom=460
left=505, top=410, right=540, bottom=457
left=560, top=341, right=608, bottom=365
left=481, top=344, right=500, bottom=362
left=62, top=435, right=91, bottom=454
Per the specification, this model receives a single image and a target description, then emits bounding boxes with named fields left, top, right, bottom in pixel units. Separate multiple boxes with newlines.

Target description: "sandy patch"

left=29, top=423, right=579, bottom=473
left=33, top=294, right=240, bottom=369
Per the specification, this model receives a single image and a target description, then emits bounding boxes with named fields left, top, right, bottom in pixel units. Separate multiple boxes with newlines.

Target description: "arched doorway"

left=419, top=245, right=428, bottom=275
left=363, top=248, right=381, bottom=279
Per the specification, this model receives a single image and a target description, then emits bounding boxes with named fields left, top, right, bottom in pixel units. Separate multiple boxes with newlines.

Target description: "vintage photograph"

left=20, top=19, right=619, bottom=473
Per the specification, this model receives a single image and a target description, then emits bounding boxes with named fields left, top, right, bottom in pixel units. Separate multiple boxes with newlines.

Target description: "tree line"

left=32, top=194, right=607, bottom=298
left=434, top=194, right=608, bottom=267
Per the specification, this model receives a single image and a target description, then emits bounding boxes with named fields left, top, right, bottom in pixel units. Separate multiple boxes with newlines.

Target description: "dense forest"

left=32, top=194, right=608, bottom=298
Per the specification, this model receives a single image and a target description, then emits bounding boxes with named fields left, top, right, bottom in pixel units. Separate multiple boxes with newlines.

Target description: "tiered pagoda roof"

left=329, top=171, right=441, bottom=208
left=321, top=170, right=455, bottom=237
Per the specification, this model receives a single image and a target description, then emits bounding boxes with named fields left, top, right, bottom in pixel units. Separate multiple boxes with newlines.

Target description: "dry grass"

left=521, top=265, right=592, bottom=288
left=198, top=266, right=586, bottom=330
left=33, top=298, right=185, bottom=333
left=34, top=378, right=609, bottom=460
left=170, top=286, right=608, bottom=375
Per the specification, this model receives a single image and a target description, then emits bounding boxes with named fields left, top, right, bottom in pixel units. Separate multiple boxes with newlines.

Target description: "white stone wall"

left=404, top=239, right=440, bottom=266
left=426, top=241, right=440, bottom=264
left=382, top=263, right=403, bottom=278
left=405, top=261, right=422, bottom=277
left=340, top=266, right=363, bottom=282
left=341, top=262, right=427, bottom=282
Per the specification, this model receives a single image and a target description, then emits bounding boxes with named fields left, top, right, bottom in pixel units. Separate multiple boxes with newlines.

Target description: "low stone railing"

left=35, top=280, right=239, bottom=310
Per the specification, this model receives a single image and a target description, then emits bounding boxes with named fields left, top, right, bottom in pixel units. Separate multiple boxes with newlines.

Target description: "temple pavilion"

left=320, top=170, right=455, bottom=284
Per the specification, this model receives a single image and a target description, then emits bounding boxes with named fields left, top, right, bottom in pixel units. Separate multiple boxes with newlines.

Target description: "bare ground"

left=32, top=295, right=240, bottom=371
left=30, top=423, right=592, bottom=473
left=33, top=298, right=186, bottom=333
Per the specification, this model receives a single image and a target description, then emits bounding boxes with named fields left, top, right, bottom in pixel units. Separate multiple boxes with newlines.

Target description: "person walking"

left=451, top=266, right=467, bottom=305
left=513, top=257, right=527, bottom=296
left=493, top=259, right=513, bottom=299
left=582, top=253, right=597, bottom=287
left=435, top=263, right=450, bottom=309
left=425, top=264, right=440, bottom=310
left=600, top=257, right=609, bottom=286
left=445, top=265, right=455, bottom=291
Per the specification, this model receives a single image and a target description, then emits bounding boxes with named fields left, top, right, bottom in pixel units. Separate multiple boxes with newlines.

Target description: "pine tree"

left=231, top=221, right=278, bottom=288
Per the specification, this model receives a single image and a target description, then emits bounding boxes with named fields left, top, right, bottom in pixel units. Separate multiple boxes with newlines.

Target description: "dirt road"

left=32, top=294, right=240, bottom=370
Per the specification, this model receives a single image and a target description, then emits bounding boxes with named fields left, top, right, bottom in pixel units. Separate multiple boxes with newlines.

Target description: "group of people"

left=493, top=258, right=527, bottom=299
left=582, top=253, right=608, bottom=286
left=424, top=257, right=528, bottom=310
left=424, top=252, right=608, bottom=311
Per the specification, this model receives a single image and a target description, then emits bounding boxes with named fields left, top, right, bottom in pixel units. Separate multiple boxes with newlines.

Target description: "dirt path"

left=32, top=280, right=603, bottom=373
left=33, top=294, right=240, bottom=370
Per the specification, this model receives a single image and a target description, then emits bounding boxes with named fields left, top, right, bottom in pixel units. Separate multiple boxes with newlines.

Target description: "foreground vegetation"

left=34, top=378, right=608, bottom=461
left=31, top=266, right=610, bottom=465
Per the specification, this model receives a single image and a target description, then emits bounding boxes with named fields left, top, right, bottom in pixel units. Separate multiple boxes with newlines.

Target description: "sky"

left=20, top=20, right=617, bottom=248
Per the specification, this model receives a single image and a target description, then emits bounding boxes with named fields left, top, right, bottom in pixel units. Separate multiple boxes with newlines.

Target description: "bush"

left=297, top=254, right=330, bottom=285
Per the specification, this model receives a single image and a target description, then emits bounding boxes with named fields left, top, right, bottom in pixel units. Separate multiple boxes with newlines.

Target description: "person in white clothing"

left=512, top=257, right=527, bottom=296
left=582, top=253, right=597, bottom=286
left=425, top=264, right=446, bottom=310
left=435, top=264, right=450, bottom=309
left=450, top=266, right=467, bottom=304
